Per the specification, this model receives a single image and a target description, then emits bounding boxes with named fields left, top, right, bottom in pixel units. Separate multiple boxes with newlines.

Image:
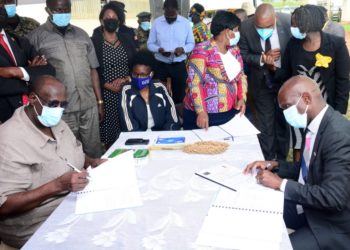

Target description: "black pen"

left=195, top=173, right=237, bottom=192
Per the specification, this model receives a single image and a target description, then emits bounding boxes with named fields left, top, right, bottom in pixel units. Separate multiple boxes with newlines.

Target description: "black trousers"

left=155, top=60, right=187, bottom=104
left=284, top=200, right=320, bottom=250
left=252, top=82, right=289, bottom=160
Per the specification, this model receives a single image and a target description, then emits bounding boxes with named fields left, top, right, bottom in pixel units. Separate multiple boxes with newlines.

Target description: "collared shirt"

left=147, top=15, right=195, bottom=64
left=260, top=26, right=281, bottom=68
left=27, top=20, right=100, bottom=113
left=0, top=107, right=85, bottom=248
left=0, top=29, right=29, bottom=81
left=280, top=105, right=329, bottom=192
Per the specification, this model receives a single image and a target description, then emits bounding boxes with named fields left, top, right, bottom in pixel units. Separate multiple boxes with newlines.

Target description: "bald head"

left=278, top=75, right=326, bottom=122
left=279, top=75, right=322, bottom=101
left=30, top=75, right=66, bottom=100
left=255, top=3, right=276, bottom=29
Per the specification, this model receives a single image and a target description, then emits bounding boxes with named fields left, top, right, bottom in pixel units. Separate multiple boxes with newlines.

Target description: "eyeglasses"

left=35, top=94, right=68, bottom=109
left=131, top=73, right=151, bottom=78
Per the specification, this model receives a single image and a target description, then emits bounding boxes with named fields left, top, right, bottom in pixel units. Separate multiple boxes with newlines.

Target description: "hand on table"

left=90, top=158, right=107, bottom=168
left=196, top=111, right=209, bottom=130
left=255, top=170, right=283, bottom=190
left=243, top=160, right=278, bottom=174
left=236, top=99, right=246, bottom=116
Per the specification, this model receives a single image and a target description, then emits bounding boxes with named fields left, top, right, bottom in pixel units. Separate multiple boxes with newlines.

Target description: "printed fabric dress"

left=292, top=49, right=327, bottom=149
left=100, top=41, right=129, bottom=145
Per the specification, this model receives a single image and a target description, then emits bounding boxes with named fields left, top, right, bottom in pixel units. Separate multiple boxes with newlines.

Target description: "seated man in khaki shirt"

left=0, top=75, right=104, bottom=249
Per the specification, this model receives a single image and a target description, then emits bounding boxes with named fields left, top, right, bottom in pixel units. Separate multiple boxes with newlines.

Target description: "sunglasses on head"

left=35, top=94, right=68, bottom=109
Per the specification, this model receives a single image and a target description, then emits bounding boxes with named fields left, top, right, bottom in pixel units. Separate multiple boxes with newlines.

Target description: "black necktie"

left=263, top=38, right=273, bottom=88
left=265, top=37, right=271, bottom=52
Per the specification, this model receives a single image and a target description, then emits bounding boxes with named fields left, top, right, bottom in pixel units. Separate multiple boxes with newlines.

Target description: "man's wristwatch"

left=97, top=100, right=104, bottom=105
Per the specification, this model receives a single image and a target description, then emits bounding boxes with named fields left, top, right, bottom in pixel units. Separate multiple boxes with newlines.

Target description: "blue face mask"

left=34, top=95, right=64, bottom=127
left=4, top=4, right=16, bottom=18
left=132, top=75, right=152, bottom=90
left=140, top=21, right=151, bottom=31
left=283, top=96, right=309, bottom=128
left=291, top=27, right=306, bottom=40
left=229, top=31, right=240, bottom=46
left=256, top=28, right=274, bottom=41
left=52, top=13, right=71, bottom=27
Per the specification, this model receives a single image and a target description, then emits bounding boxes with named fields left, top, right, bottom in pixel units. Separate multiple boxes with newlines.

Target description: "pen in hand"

left=67, top=162, right=91, bottom=180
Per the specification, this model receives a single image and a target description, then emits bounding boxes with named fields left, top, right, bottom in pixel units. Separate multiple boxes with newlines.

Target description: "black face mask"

left=165, top=16, right=177, bottom=24
left=103, top=19, right=119, bottom=33
left=0, top=8, right=8, bottom=31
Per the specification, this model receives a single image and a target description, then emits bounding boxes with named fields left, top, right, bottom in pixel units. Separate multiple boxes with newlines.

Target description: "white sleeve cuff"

left=279, top=179, right=288, bottom=192
left=19, top=67, right=30, bottom=82
left=260, top=55, right=264, bottom=66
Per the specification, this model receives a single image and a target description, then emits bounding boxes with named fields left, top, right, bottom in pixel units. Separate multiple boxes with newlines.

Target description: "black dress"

left=291, top=48, right=327, bottom=149
left=100, top=42, right=129, bottom=145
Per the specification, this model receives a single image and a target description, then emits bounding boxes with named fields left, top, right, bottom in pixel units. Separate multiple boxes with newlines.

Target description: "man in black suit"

left=0, top=7, right=55, bottom=123
left=239, top=3, right=291, bottom=161
left=245, top=75, right=350, bottom=250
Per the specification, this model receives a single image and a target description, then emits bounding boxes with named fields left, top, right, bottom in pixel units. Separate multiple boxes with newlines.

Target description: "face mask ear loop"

left=304, top=105, right=309, bottom=114
left=295, top=95, right=303, bottom=106
left=34, top=94, right=44, bottom=107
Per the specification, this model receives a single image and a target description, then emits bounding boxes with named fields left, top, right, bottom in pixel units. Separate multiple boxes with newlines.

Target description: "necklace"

left=103, top=33, right=119, bottom=46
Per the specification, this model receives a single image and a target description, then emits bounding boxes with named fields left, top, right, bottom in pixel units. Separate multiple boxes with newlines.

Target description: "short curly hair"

left=99, top=2, right=125, bottom=25
left=210, top=10, right=240, bottom=37
left=131, top=50, right=156, bottom=71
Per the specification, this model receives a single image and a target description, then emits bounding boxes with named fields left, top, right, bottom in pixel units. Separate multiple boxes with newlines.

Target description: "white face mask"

left=229, top=31, right=240, bottom=46
left=33, top=94, right=64, bottom=127
left=283, top=96, right=309, bottom=128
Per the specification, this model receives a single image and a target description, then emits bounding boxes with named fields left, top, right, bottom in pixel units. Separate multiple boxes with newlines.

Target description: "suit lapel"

left=251, top=23, right=263, bottom=53
left=307, top=108, right=333, bottom=177
left=6, top=34, right=20, bottom=66
left=276, top=19, right=288, bottom=54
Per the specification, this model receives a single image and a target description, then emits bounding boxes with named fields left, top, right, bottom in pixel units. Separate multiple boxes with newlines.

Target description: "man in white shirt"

left=147, top=0, right=195, bottom=104
left=244, top=75, right=350, bottom=250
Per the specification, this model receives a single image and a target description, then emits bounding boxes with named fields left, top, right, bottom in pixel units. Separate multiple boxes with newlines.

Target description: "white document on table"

left=192, top=126, right=232, bottom=141
left=196, top=184, right=284, bottom=250
left=220, top=114, right=260, bottom=137
left=192, top=115, right=260, bottom=141
left=75, top=151, right=143, bottom=214
left=195, top=164, right=261, bottom=192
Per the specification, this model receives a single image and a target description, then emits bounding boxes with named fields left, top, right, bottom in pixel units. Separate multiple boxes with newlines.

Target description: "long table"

left=22, top=131, right=292, bottom=250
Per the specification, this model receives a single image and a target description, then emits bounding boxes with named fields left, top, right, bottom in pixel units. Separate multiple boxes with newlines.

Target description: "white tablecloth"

left=22, top=132, right=292, bottom=250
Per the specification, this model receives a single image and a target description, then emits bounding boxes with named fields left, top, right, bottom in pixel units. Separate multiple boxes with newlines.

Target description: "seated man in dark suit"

left=0, top=6, right=54, bottom=123
left=244, top=75, right=350, bottom=250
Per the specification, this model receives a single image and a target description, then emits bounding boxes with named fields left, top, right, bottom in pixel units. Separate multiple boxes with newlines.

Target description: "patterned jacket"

left=192, top=21, right=211, bottom=44
left=184, top=40, right=247, bottom=114
left=6, top=16, right=40, bottom=37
